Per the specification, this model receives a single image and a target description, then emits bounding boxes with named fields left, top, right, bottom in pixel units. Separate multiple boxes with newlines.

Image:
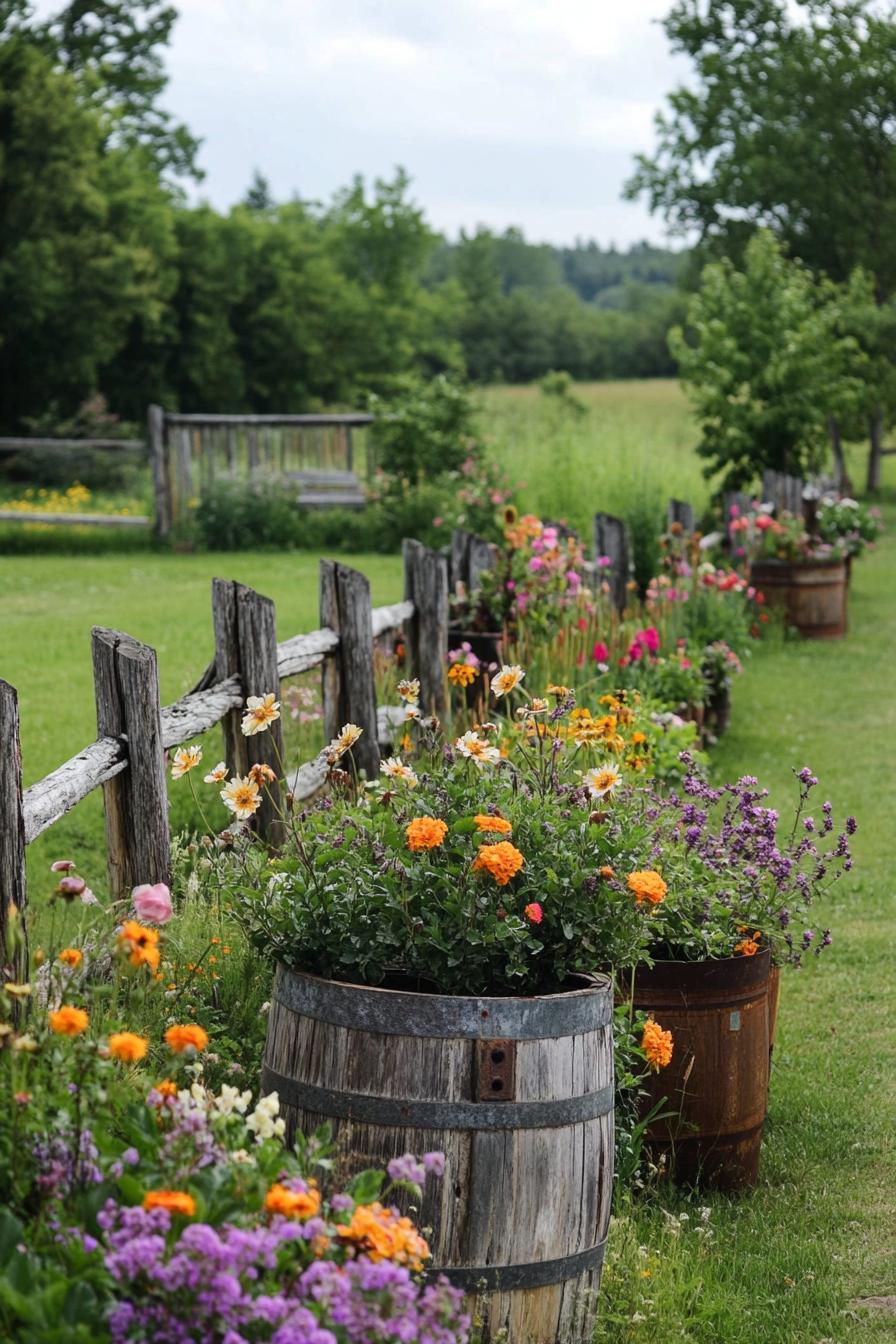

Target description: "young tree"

left=669, top=231, right=863, bottom=491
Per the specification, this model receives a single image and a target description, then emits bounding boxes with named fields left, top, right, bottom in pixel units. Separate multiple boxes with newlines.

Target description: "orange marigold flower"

left=58, top=947, right=83, bottom=969
left=118, top=920, right=161, bottom=973
left=448, top=663, right=477, bottom=688
left=599, top=865, right=615, bottom=879
left=734, top=937, right=761, bottom=957
left=627, top=870, right=668, bottom=905
left=164, top=1023, right=209, bottom=1054
left=49, top=1005, right=89, bottom=1037
left=108, top=1031, right=149, bottom=1063
left=641, top=1018, right=673, bottom=1070
left=154, top=1079, right=178, bottom=1099
left=264, top=1183, right=322, bottom=1220
left=406, top=817, right=449, bottom=852
left=471, top=841, right=524, bottom=886
left=337, top=1202, right=430, bottom=1271
left=473, top=814, right=512, bottom=835
left=143, top=1190, right=196, bottom=1217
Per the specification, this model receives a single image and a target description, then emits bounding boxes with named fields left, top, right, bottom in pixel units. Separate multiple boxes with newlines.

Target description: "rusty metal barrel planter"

left=751, top=558, right=847, bottom=638
left=262, top=968, right=614, bottom=1344
left=622, top=951, right=771, bottom=1191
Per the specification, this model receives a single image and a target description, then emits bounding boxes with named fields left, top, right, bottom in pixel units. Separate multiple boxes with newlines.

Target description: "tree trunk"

left=826, top=415, right=852, bottom=495
left=867, top=408, right=884, bottom=493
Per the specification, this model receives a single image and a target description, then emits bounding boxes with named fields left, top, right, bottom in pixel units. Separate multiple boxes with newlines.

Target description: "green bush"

left=367, top=373, right=481, bottom=479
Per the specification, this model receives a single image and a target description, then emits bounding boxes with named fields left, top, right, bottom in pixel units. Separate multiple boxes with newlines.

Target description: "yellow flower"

left=220, top=775, right=261, bottom=819
left=642, top=1019, right=673, bottom=1070
left=108, top=1031, right=149, bottom=1063
left=546, top=684, right=569, bottom=697
left=455, top=731, right=500, bottom=768
left=380, top=758, right=419, bottom=787
left=406, top=817, right=449, bottom=851
left=4, top=982, right=32, bottom=998
left=241, top=693, right=280, bottom=737
left=171, top=745, right=203, bottom=779
left=58, top=948, right=83, bottom=970
left=203, top=761, right=228, bottom=783
left=490, top=664, right=525, bottom=698
left=49, top=1006, right=89, bottom=1036
left=627, top=870, right=668, bottom=906
left=448, top=663, right=477, bottom=688
left=397, top=679, right=420, bottom=704
left=471, top=841, right=524, bottom=886
left=325, top=723, right=363, bottom=762
left=582, top=764, right=621, bottom=799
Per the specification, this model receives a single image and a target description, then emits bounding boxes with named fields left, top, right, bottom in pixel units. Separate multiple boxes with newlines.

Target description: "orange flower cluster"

left=627, top=870, right=668, bottom=905
left=164, top=1023, right=209, bottom=1054
left=734, top=933, right=762, bottom=957
left=143, top=1190, right=196, bottom=1217
left=473, top=814, right=512, bottom=835
left=448, top=663, right=477, bottom=688
left=642, top=1018, right=674, bottom=1070
left=337, top=1201, right=430, bottom=1271
left=58, top=947, right=83, bottom=969
left=108, top=1031, right=149, bottom=1063
left=406, top=817, right=448, bottom=852
left=49, top=1006, right=89, bottom=1037
left=471, top=841, right=524, bottom=886
left=155, top=1079, right=178, bottom=1099
left=264, top=1182, right=322, bottom=1220
left=118, top=920, right=161, bottom=973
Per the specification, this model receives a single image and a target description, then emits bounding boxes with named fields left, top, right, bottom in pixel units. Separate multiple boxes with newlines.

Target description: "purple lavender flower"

left=422, top=1151, right=446, bottom=1177
left=387, top=1154, right=426, bottom=1186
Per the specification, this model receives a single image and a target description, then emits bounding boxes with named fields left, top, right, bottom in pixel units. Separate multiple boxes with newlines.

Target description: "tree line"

left=0, top=0, right=683, bottom=434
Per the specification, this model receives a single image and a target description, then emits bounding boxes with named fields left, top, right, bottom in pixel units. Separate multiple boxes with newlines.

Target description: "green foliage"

left=670, top=232, right=863, bottom=490
left=367, top=373, right=480, bottom=479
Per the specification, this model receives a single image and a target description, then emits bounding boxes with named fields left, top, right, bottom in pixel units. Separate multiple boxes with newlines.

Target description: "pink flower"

left=577, top=617, right=588, bottom=633
left=51, top=860, right=76, bottom=873
left=524, top=902, right=543, bottom=924
left=627, top=640, right=643, bottom=663
left=756, top=514, right=775, bottom=531
left=432, top=516, right=443, bottom=527
left=592, top=641, right=609, bottom=663
left=566, top=570, right=581, bottom=590
left=639, top=627, right=660, bottom=654
left=680, top=658, right=691, bottom=669
left=528, top=556, right=544, bottom=572
left=597, top=555, right=612, bottom=568
left=132, top=882, right=173, bottom=925
left=729, top=503, right=740, bottom=518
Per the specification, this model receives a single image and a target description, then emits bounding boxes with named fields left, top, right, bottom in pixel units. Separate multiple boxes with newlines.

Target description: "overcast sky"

left=51, top=0, right=693, bottom=246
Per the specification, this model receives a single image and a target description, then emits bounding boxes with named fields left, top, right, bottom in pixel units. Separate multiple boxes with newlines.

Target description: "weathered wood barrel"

left=767, top=964, right=782, bottom=1061
left=751, top=558, right=847, bottom=638
left=621, top=951, right=770, bottom=1192
left=262, top=968, right=614, bottom=1344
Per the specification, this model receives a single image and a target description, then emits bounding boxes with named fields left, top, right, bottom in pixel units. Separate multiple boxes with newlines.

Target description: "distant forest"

left=0, top=1, right=686, bottom=432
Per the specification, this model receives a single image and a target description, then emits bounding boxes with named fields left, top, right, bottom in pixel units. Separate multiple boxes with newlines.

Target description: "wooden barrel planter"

left=751, top=558, right=847, bottom=639
left=262, top=968, right=614, bottom=1344
left=767, top=964, right=781, bottom=1061
left=705, top=682, right=732, bottom=739
left=620, top=951, right=771, bottom=1192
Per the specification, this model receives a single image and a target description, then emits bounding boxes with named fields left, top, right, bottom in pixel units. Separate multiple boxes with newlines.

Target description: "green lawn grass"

left=1, top=551, right=403, bottom=890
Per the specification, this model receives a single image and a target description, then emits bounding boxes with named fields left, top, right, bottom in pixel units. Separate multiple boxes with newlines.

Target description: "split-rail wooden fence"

left=0, top=541, right=447, bottom=972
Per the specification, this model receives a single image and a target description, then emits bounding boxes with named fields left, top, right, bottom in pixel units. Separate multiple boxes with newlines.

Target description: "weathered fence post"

left=667, top=498, right=695, bottom=534
left=92, top=629, right=170, bottom=901
left=403, top=540, right=449, bottom=718
left=593, top=512, right=631, bottom=612
left=147, top=404, right=171, bottom=539
left=319, top=561, right=380, bottom=780
left=212, top=580, right=284, bottom=841
left=762, top=470, right=805, bottom=518
left=450, top=527, right=496, bottom=593
left=0, top=680, right=27, bottom=983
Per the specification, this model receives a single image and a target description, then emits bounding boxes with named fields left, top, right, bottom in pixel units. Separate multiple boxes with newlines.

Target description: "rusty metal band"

left=426, top=1238, right=608, bottom=1291
left=273, top=966, right=612, bottom=1039
left=262, top=1068, right=614, bottom=1130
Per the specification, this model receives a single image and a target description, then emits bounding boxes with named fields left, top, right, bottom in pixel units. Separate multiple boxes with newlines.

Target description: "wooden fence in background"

left=0, top=540, right=447, bottom=969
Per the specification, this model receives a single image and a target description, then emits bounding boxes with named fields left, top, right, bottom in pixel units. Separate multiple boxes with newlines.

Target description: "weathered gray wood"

left=23, top=738, right=127, bottom=845
left=0, top=510, right=150, bottom=527
left=450, top=528, right=472, bottom=590
left=147, top=404, right=170, bottom=538
left=762, top=470, right=805, bottom=518
left=371, top=599, right=415, bottom=638
left=286, top=757, right=329, bottom=804
left=92, top=629, right=170, bottom=900
left=318, top=561, right=380, bottom=780
left=212, top=580, right=283, bottom=842
left=265, top=971, right=614, bottom=1344
left=592, top=512, right=631, bottom=611
left=403, top=540, right=448, bottom=717
left=469, top=535, right=497, bottom=591
left=163, top=413, right=375, bottom=427
left=277, top=629, right=339, bottom=679
left=667, top=498, right=695, bottom=533
left=0, top=681, right=28, bottom=981
left=0, top=437, right=145, bottom=453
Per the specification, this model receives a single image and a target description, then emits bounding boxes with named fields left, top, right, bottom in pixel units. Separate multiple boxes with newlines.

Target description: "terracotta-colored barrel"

left=263, top=968, right=614, bottom=1344
left=751, top=559, right=847, bottom=638
left=767, top=964, right=781, bottom=1060
left=622, top=951, right=770, bottom=1191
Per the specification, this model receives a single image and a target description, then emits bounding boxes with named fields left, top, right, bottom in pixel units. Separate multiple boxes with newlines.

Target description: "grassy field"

left=2, top=379, right=894, bottom=1341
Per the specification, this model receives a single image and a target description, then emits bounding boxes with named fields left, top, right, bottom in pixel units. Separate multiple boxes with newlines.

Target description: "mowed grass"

left=599, top=480, right=896, bottom=1343
left=1, top=551, right=403, bottom=890
left=479, top=379, right=706, bottom=536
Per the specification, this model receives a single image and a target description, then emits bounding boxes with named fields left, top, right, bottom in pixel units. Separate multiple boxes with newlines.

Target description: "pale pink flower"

left=132, top=882, right=173, bottom=925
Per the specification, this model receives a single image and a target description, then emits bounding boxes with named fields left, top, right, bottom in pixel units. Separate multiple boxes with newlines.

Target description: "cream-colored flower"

left=203, top=761, right=228, bottom=783
left=397, top=678, right=420, bottom=704
left=491, top=664, right=526, bottom=698
left=516, top=697, right=549, bottom=718
left=241, top=693, right=281, bottom=737
left=583, top=764, right=622, bottom=799
left=220, top=775, right=261, bottom=819
left=455, top=731, right=501, bottom=768
left=380, top=757, right=419, bottom=787
left=172, top=745, right=203, bottom=779
left=326, top=723, right=363, bottom=762
left=404, top=705, right=421, bottom=721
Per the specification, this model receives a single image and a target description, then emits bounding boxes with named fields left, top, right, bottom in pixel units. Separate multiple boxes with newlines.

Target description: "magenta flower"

left=592, top=641, right=609, bottom=663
